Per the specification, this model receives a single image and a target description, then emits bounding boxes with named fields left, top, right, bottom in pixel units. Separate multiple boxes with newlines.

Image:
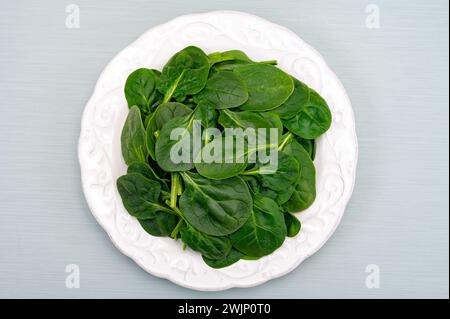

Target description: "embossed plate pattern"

left=78, top=11, right=358, bottom=291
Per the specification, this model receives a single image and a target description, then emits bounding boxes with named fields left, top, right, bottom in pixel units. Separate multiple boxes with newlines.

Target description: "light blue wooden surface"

left=0, top=0, right=448, bottom=298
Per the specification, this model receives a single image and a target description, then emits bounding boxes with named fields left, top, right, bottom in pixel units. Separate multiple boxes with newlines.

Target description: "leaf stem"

left=170, top=218, right=184, bottom=239
left=278, top=132, right=294, bottom=151
left=258, top=60, right=277, bottom=65
left=169, top=173, right=180, bottom=209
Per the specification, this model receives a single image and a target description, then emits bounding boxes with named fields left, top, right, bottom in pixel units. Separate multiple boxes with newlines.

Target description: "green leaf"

left=127, top=162, right=169, bottom=191
left=117, top=173, right=173, bottom=219
left=157, top=46, right=210, bottom=102
left=284, top=89, right=332, bottom=139
left=194, top=101, right=219, bottom=130
left=155, top=115, right=196, bottom=172
left=146, top=102, right=193, bottom=160
left=242, top=175, right=295, bottom=205
left=181, top=225, right=232, bottom=260
left=194, top=135, right=248, bottom=180
left=273, top=78, right=310, bottom=119
left=193, top=71, right=248, bottom=109
left=208, top=50, right=252, bottom=65
left=139, top=213, right=179, bottom=237
left=202, top=249, right=243, bottom=269
left=121, top=106, right=147, bottom=165
left=230, top=195, right=287, bottom=257
left=284, top=213, right=301, bottom=237
left=234, top=64, right=294, bottom=111
left=179, top=172, right=253, bottom=236
left=282, top=139, right=316, bottom=212
left=244, top=152, right=300, bottom=192
left=218, top=109, right=274, bottom=130
left=124, top=68, right=160, bottom=113
left=295, top=137, right=316, bottom=160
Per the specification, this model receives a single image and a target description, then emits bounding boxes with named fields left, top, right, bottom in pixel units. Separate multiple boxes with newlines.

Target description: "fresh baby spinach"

left=202, top=249, right=243, bottom=269
left=284, top=212, right=301, bottom=237
left=179, top=172, right=253, bottom=236
left=230, top=195, right=287, bottom=257
left=155, top=115, right=196, bottom=172
left=234, top=64, right=294, bottom=111
left=124, top=68, right=161, bottom=114
left=121, top=106, right=148, bottom=165
left=117, top=173, right=174, bottom=219
left=193, top=71, right=248, bottom=109
left=139, top=213, right=179, bottom=237
left=157, top=46, right=210, bottom=102
left=146, top=102, right=193, bottom=159
left=284, top=89, right=332, bottom=139
left=117, top=46, right=333, bottom=268
left=273, top=78, right=310, bottom=119
left=181, top=225, right=232, bottom=260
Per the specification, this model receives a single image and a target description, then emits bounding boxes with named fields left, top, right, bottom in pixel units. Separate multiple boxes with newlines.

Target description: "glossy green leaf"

left=179, top=172, right=252, bottom=236
left=234, top=64, right=294, bottom=111
left=202, top=249, right=243, bottom=269
left=127, top=162, right=169, bottom=191
left=117, top=173, right=173, bottom=219
left=273, top=78, right=310, bottom=119
left=146, top=102, right=193, bottom=160
left=157, top=46, right=210, bottom=102
left=194, top=135, right=248, bottom=180
left=139, top=213, right=179, bottom=237
left=282, top=139, right=316, bottom=212
left=230, top=195, right=287, bottom=257
left=121, top=106, right=147, bottom=165
left=284, top=213, right=301, bottom=237
left=155, top=115, right=196, bottom=172
left=208, top=50, right=251, bottom=65
left=181, top=225, right=232, bottom=260
left=284, top=89, right=332, bottom=139
left=193, top=71, right=248, bottom=109
left=244, top=152, right=300, bottom=192
left=124, top=68, right=160, bottom=113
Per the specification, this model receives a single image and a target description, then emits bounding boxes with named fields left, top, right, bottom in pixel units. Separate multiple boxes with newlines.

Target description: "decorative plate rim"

left=78, top=10, right=358, bottom=291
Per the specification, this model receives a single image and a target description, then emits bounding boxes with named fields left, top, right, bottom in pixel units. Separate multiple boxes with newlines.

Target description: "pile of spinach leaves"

left=117, top=46, right=332, bottom=268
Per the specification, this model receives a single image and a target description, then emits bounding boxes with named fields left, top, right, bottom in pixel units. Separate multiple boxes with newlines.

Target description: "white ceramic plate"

left=78, top=11, right=358, bottom=291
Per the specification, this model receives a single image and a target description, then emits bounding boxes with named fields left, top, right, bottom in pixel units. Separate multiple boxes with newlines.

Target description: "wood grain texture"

left=0, top=0, right=448, bottom=298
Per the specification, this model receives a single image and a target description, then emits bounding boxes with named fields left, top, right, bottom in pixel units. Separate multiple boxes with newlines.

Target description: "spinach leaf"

left=296, top=137, right=316, bottom=160
left=243, top=175, right=294, bottom=205
left=218, top=109, right=273, bottom=130
left=194, top=101, right=219, bottom=130
left=282, top=138, right=316, bottom=212
left=230, top=195, right=287, bottom=257
left=157, top=46, right=210, bottom=102
left=244, top=153, right=300, bottom=192
left=121, top=106, right=147, bottom=165
left=127, top=162, right=169, bottom=191
left=273, top=78, right=310, bottom=119
left=284, top=89, right=332, bottom=139
left=146, top=102, right=193, bottom=159
left=208, top=50, right=251, bottom=65
left=181, top=225, right=232, bottom=260
left=155, top=115, right=196, bottom=172
left=202, top=249, right=243, bottom=269
left=284, top=213, right=301, bottom=237
left=124, top=68, right=160, bottom=113
left=193, top=71, right=248, bottom=109
left=179, top=172, right=252, bottom=236
left=139, top=213, right=179, bottom=237
left=194, top=135, right=248, bottom=180
left=260, top=112, right=283, bottom=141
left=234, top=64, right=294, bottom=111
left=117, top=173, right=174, bottom=219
